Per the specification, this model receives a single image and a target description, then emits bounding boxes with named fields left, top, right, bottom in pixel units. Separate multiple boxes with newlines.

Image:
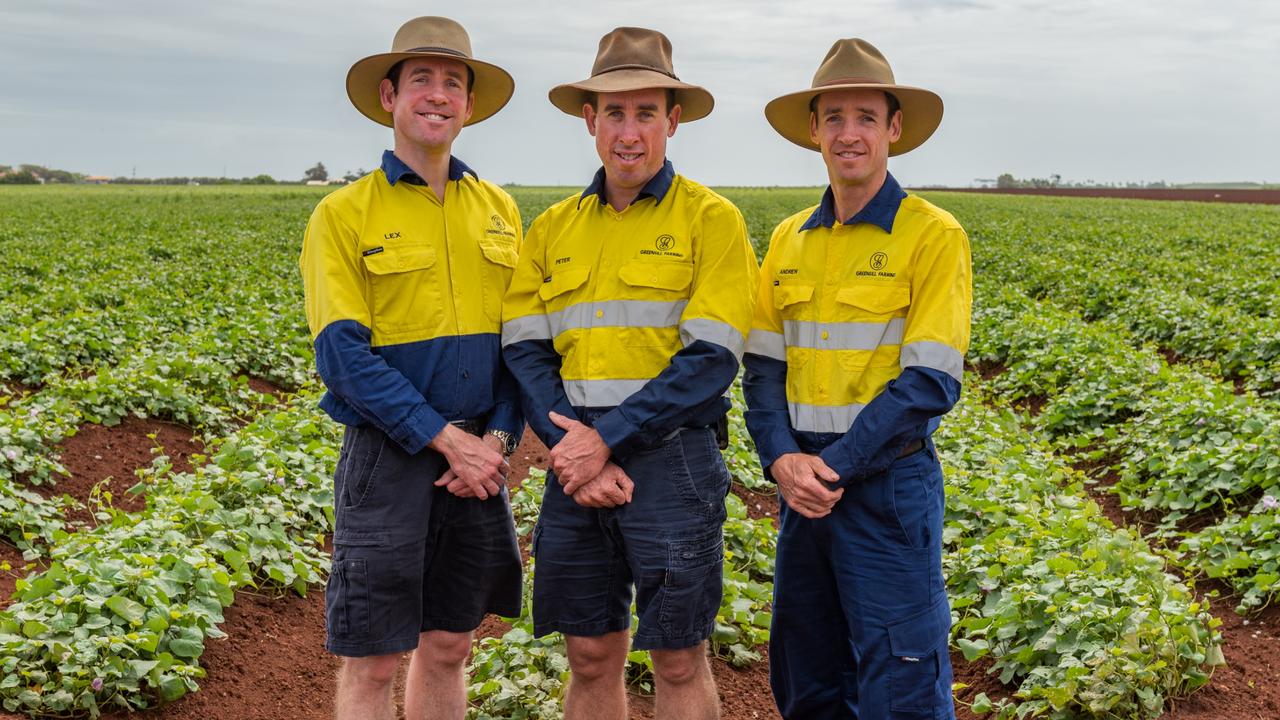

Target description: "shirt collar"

left=578, top=158, right=675, bottom=208
left=799, top=172, right=906, bottom=233
left=380, top=150, right=476, bottom=187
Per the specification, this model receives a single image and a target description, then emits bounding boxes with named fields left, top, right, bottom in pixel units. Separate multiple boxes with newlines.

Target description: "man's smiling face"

left=809, top=87, right=902, bottom=191
left=379, top=56, right=474, bottom=152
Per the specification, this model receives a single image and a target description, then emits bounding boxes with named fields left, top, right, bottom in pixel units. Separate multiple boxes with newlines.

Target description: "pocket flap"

left=479, top=240, right=518, bottom=268
left=619, top=261, right=694, bottom=292
left=538, top=265, right=591, bottom=301
left=837, top=283, right=910, bottom=314
left=887, top=598, right=951, bottom=657
left=333, top=530, right=390, bottom=548
left=362, top=244, right=435, bottom=275
left=773, top=284, right=814, bottom=309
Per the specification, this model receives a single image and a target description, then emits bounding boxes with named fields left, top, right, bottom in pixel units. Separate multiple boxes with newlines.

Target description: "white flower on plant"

left=1195, top=417, right=1206, bottom=426
left=3, top=449, right=16, bottom=461
left=1263, top=495, right=1279, bottom=511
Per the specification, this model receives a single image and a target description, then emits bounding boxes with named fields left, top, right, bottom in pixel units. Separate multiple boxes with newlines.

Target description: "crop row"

left=0, top=385, right=336, bottom=716
left=940, top=193, right=1280, bottom=393
left=939, top=382, right=1222, bottom=718
left=970, top=282, right=1280, bottom=610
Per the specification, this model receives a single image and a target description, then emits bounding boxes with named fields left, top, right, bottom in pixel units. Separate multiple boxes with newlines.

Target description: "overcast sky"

left=2, top=0, right=1276, bottom=186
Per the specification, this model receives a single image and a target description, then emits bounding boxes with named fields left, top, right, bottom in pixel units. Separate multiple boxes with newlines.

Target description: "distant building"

left=83, top=176, right=112, bottom=184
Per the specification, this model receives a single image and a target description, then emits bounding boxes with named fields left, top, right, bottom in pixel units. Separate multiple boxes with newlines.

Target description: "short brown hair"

left=809, top=90, right=900, bottom=126
left=385, top=59, right=475, bottom=93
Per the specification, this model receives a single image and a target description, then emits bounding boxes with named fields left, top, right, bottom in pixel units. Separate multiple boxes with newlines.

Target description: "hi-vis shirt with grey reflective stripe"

left=742, top=174, right=972, bottom=484
left=502, top=161, right=759, bottom=454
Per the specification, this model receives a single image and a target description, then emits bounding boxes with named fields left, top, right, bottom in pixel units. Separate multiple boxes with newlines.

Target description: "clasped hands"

left=546, top=411, right=634, bottom=508
left=771, top=453, right=843, bottom=519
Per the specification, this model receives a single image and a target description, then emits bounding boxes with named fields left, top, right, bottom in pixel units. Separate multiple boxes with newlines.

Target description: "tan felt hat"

left=346, top=16, right=514, bottom=127
left=765, top=38, right=943, bottom=156
left=549, top=27, right=713, bottom=122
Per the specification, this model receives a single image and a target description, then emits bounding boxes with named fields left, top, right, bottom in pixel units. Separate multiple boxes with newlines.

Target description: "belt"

left=449, top=418, right=486, bottom=437
left=897, top=438, right=925, bottom=459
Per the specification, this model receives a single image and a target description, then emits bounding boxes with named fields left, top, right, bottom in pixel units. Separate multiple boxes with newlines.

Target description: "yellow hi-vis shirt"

left=743, top=173, right=971, bottom=481
left=502, top=162, right=759, bottom=453
left=300, top=152, right=523, bottom=454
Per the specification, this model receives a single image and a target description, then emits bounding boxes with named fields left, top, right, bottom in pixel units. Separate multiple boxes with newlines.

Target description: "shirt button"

left=821, top=331, right=829, bottom=340
left=596, top=310, right=604, bottom=318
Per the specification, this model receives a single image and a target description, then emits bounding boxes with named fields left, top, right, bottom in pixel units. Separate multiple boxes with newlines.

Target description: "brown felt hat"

left=549, top=27, right=713, bottom=121
left=346, top=16, right=514, bottom=127
left=765, top=38, right=943, bottom=155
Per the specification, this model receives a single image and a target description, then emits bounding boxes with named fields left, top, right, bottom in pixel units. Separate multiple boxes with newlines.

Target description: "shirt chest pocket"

left=618, top=261, right=693, bottom=347
left=362, top=243, right=439, bottom=337
left=478, top=239, right=518, bottom=324
left=834, top=282, right=911, bottom=369
left=773, top=284, right=815, bottom=368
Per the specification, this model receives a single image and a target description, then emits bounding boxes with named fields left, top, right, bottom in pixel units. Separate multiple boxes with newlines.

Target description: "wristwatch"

left=486, top=429, right=519, bottom=456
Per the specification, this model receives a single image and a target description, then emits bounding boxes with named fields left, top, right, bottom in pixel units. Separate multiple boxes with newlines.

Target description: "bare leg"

left=335, top=653, right=400, bottom=720
left=564, top=631, right=630, bottom=720
left=405, top=630, right=474, bottom=720
left=651, top=643, right=719, bottom=720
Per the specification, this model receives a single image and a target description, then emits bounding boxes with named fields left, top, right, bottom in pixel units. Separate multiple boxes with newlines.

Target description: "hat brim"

left=549, top=69, right=714, bottom=122
left=764, top=83, right=943, bottom=156
left=346, top=51, right=515, bottom=128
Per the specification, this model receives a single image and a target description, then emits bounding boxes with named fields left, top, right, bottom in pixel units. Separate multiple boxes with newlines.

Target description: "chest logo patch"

left=655, top=234, right=676, bottom=251
left=486, top=214, right=516, bottom=238
left=870, top=252, right=888, bottom=271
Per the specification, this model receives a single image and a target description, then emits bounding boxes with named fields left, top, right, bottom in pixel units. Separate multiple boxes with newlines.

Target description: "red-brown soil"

left=932, top=187, right=1280, bottom=205
left=29, top=417, right=204, bottom=526
left=6, top=424, right=1279, bottom=719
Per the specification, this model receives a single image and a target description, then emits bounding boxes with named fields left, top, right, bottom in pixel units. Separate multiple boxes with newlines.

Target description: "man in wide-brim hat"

left=502, top=26, right=759, bottom=720
left=743, top=38, right=971, bottom=719
left=300, top=16, right=525, bottom=720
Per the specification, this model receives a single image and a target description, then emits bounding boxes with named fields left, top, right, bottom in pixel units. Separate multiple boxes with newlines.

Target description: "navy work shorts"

left=770, top=439, right=955, bottom=720
left=531, top=425, right=731, bottom=650
left=324, top=424, right=523, bottom=657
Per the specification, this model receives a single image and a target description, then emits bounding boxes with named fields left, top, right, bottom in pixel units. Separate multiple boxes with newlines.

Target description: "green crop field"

left=1, top=185, right=1278, bottom=718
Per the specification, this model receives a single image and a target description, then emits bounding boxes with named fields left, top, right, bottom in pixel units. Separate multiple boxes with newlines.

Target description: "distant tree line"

left=0, top=162, right=374, bottom=186
left=996, top=173, right=1179, bottom=190
left=0, top=164, right=84, bottom=184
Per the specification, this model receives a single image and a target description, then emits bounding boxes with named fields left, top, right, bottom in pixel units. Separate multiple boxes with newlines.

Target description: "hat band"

left=815, top=75, right=885, bottom=88
left=404, top=46, right=470, bottom=59
left=595, top=63, right=680, bottom=81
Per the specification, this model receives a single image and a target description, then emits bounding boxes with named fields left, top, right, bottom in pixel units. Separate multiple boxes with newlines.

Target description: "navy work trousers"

left=770, top=440, right=955, bottom=720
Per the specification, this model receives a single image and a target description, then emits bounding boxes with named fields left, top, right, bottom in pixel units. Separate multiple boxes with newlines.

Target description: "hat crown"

left=391, top=16, right=474, bottom=59
left=590, top=27, right=678, bottom=80
left=812, top=38, right=894, bottom=89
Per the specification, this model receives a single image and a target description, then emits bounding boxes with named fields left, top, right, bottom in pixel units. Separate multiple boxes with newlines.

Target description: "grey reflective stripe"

left=680, top=318, right=746, bottom=359
left=782, top=317, right=905, bottom=350
left=501, top=314, right=552, bottom=346
left=789, top=402, right=866, bottom=434
left=563, top=378, right=650, bottom=407
left=744, top=329, right=786, bottom=361
left=900, top=341, right=965, bottom=381
left=549, top=299, right=688, bottom=338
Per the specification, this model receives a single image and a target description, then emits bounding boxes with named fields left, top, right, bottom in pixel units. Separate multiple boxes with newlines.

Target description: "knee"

left=342, top=654, right=400, bottom=688
left=651, top=646, right=708, bottom=687
left=566, top=634, right=628, bottom=682
left=418, top=631, right=473, bottom=670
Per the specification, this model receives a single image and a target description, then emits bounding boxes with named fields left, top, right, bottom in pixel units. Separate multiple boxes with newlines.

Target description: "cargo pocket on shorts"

left=886, top=597, right=951, bottom=717
left=658, top=530, right=724, bottom=641
left=327, top=557, right=370, bottom=640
